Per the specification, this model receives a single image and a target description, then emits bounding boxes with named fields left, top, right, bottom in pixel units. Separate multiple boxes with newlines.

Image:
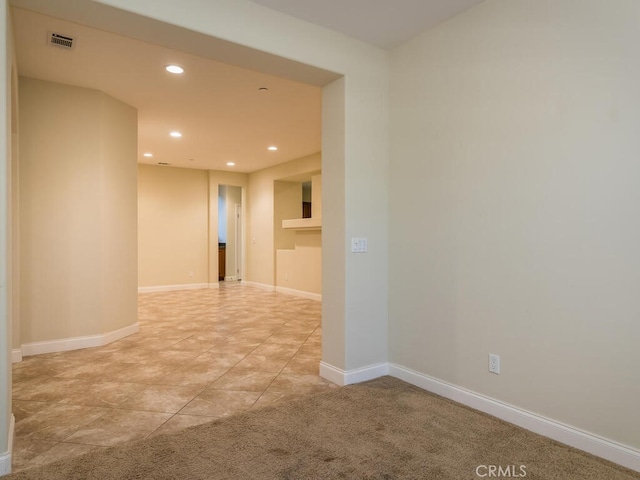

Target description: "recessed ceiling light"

left=143, top=153, right=153, bottom=157
left=226, top=162, right=235, bottom=166
left=268, top=146, right=278, bottom=151
left=170, top=131, right=182, bottom=138
left=258, top=87, right=269, bottom=92
left=165, top=65, right=184, bottom=74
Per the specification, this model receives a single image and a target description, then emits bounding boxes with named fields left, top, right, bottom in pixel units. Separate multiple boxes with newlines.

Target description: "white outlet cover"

left=489, top=354, right=500, bottom=374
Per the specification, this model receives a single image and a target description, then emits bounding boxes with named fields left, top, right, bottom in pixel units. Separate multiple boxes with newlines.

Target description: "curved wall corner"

left=18, top=77, right=137, bottom=351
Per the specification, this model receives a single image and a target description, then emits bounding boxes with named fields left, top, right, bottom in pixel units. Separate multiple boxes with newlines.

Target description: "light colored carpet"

left=8, top=376, right=639, bottom=479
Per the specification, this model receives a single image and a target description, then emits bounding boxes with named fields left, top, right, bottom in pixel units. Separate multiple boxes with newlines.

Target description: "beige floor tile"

left=303, top=334, right=322, bottom=346
left=119, top=384, right=205, bottom=413
left=277, top=325, right=317, bottom=335
left=12, top=400, right=51, bottom=423
left=212, top=342, right=260, bottom=355
left=156, top=367, right=228, bottom=387
left=10, top=285, right=334, bottom=473
left=64, top=409, right=172, bottom=447
left=170, top=338, right=220, bottom=352
left=12, top=355, right=45, bottom=370
left=142, top=349, right=204, bottom=365
left=294, top=343, right=322, bottom=358
left=179, top=389, right=261, bottom=417
left=264, top=333, right=309, bottom=345
left=191, top=352, right=245, bottom=368
left=250, top=343, right=301, bottom=358
left=227, top=331, right=274, bottom=343
left=12, top=363, right=64, bottom=382
left=117, top=336, right=180, bottom=351
left=210, top=369, right=278, bottom=392
left=11, top=438, right=58, bottom=471
left=281, top=357, right=320, bottom=375
left=112, top=363, right=181, bottom=384
left=57, top=382, right=144, bottom=408
left=188, top=331, right=231, bottom=342
left=13, top=378, right=89, bottom=403
left=107, top=348, right=161, bottom=364
left=233, top=354, right=290, bottom=373
left=52, top=361, right=121, bottom=380
left=15, top=404, right=109, bottom=442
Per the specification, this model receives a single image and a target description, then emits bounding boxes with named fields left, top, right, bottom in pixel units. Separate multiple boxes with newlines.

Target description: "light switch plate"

left=351, top=237, right=368, bottom=253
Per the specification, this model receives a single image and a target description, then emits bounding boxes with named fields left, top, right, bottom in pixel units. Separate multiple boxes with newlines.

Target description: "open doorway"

left=3, top=2, right=350, bottom=472
left=218, top=185, right=243, bottom=282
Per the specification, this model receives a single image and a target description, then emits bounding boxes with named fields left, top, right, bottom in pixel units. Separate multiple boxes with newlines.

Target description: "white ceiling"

left=250, top=0, right=485, bottom=49
left=12, top=7, right=323, bottom=173
left=11, top=0, right=484, bottom=173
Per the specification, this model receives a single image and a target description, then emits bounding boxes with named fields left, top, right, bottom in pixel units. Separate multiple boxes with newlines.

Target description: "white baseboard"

left=242, top=282, right=322, bottom=301
left=319, top=361, right=389, bottom=387
left=0, top=414, right=15, bottom=475
left=20, top=323, right=139, bottom=358
left=9, top=414, right=14, bottom=455
left=240, top=281, right=275, bottom=292
left=224, top=276, right=237, bottom=282
left=138, top=283, right=209, bottom=293
left=11, top=349, right=22, bottom=364
left=139, top=282, right=222, bottom=292
left=388, top=363, right=640, bottom=473
left=0, top=451, right=10, bottom=476
left=275, top=286, right=321, bottom=302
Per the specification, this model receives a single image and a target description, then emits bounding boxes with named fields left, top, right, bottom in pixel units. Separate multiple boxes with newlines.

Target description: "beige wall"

left=98, top=92, right=138, bottom=333
left=246, top=153, right=321, bottom=286
left=321, top=77, right=346, bottom=369
left=138, top=165, right=251, bottom=288
left=390, top=0, right=640, bottom=450
left=139, top=157, right=321, bottom=291
left=275, top=175, right=322, bottom=296
left=18, top=77, right=138, bottom=343
left=276, top=231, right=322, bottom=295
left=138, top=164, right=209, bottom=287
left=10, top=66, right=18, bottom=353
left=0, top=0, right=13, bottom=462
left=273, top=181, right=300, bottom=251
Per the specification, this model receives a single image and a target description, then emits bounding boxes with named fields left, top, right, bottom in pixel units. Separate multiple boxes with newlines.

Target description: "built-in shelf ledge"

left=282, top=217, right=322, bottom=231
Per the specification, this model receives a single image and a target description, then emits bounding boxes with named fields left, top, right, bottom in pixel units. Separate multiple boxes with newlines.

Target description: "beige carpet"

left=8, top=377, right=639, bottom=479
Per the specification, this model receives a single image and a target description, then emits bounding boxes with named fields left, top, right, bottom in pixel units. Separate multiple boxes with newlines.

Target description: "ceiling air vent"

left=48, top=32, right=75, bottom=50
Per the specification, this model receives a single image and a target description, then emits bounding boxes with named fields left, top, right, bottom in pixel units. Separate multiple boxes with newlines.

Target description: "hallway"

left=11, top=284, right=334, bottom=472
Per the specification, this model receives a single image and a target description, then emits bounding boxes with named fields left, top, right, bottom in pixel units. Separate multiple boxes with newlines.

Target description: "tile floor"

left=11, top=283, right=337, bottom=472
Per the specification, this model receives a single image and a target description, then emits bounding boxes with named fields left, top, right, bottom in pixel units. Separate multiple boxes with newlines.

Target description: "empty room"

left=1, top=0, right=639, bottom=478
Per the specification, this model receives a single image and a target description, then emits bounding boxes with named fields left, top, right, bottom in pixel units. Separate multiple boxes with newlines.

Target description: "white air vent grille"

left=48, top=32, right=75, bottom=50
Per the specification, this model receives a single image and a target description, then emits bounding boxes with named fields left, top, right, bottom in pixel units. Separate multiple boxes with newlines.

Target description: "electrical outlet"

left=489, top=354, right=500, bottom=374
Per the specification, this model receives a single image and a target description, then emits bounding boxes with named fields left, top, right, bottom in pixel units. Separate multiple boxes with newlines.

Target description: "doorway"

left=218, top=185, right=243, bottom=282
